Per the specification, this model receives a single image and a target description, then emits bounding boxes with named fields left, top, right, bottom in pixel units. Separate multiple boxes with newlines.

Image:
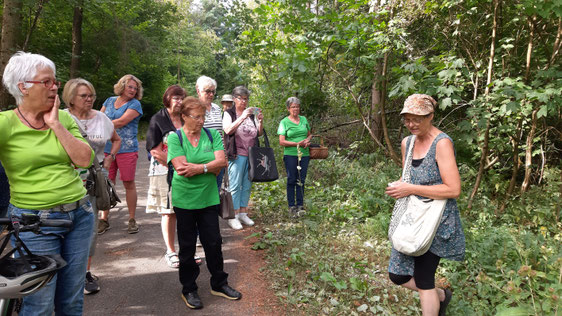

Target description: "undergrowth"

left=249, top=148, right=561, bottom=315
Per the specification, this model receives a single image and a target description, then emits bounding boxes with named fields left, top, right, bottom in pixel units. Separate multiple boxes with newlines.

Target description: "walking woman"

left=222, top=86, right=264, bottom=230
left=278, top=97, right=312, bottom=216
left=168, top=97, right=241, bottom=310
left=0, top=51, right=94, bottom=315
left=145, top=85, right=186, bottom=268
left=63, top=78, right=121, bottom=294
left=385, top=94, right=465, bottom=316
left=99, top=74, right=143, bottom=234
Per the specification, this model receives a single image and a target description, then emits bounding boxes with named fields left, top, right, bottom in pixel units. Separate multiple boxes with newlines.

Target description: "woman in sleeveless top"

left=385, top=94, right=465, bottom=316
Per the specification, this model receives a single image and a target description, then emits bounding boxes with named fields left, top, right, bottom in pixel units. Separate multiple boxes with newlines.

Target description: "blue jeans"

left=283, top=155, right=310, bottom=207
left=8, top=201, right=94, bottom=316
left=216, top=168, right=225, bottom=189
left=228, top=156, right=252, bottom=211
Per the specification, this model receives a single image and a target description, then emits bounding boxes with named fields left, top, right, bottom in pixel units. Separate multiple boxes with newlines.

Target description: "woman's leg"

left=55, top=203, right=95, bottom=315
left=228, top=158, right=245, bottom=212
left=174, top=207, right=200, bottom=295
left=283, top=155, right=297, bottom=207
left=197, top=205, right=228, bottom=290
left=238, top=156, right=252, bottom=210
left=295, top=156, right=310, bottom=207
left=162, top=213, right=177, bottom=253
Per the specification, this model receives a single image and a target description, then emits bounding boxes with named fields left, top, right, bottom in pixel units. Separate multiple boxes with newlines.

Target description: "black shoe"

left=210, top=284, right=242, bottom=300
left=181, top=291, right=203, bottom=309
left=84, top=271, right=100, bottom=295
left=439, top=288, right=452, bottom=316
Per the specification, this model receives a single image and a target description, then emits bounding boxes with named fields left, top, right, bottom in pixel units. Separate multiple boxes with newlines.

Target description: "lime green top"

left=167, top=128, right=224, bottom=210
left=0, top=110, right=94, bottom=209
left=277, top=116, right=311, bottom=156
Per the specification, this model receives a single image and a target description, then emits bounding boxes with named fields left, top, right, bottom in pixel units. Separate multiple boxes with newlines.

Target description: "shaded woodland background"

left=1, top=0, right=561, bottom=314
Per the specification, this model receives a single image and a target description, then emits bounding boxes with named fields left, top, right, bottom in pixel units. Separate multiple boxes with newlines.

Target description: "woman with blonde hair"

left=99, top=74, right=143, bottom=234
left=62, top=78, right=121, bottom=294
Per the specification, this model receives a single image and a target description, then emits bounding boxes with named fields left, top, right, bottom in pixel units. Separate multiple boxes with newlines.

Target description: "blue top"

left=103, top=97, right=143, bottom=153
left=388, top=133, right=465, bottom=276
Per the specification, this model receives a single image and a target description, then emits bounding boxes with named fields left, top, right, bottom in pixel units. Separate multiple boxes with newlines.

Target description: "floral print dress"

left=388, top=132, right=466, bottom=276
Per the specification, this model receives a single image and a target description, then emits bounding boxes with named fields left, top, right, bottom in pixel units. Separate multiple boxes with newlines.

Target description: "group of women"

left=0, top=50, right=465, bottom=316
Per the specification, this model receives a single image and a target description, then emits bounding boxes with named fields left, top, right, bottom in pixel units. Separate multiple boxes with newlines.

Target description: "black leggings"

left=388, top=251, right=441, bottom=290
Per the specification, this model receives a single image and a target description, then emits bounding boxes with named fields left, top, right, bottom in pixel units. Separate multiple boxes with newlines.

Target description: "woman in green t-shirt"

left=277, top=97, right=312, bottom=216
left=167, top=96, right=241, bottom=310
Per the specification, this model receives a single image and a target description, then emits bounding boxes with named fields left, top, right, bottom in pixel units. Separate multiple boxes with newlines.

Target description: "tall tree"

left=0, top=0, right=23, bottom=109
left=70, top=1, right=84, bottom=78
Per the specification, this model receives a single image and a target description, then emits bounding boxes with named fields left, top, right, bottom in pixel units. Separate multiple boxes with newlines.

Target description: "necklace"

left=17, top=107, right=46, bottom=130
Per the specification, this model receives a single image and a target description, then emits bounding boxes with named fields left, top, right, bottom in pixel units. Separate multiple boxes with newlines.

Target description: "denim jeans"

left=228, top=156, right=252, bottom=210
left=174, top=205, right=228, bottom=294
left=216, top=167, right=225, bottom=190
left=8, top=201, right=94, bottom=316
left=283, top=155, right=310, bottom=207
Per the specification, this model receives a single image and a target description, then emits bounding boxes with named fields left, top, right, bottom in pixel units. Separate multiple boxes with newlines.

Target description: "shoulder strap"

left=175, top=129, right=183, bottom=146
left=402, top=135, right=416, bottom=183
left=203, top=127, right=213, bottom=143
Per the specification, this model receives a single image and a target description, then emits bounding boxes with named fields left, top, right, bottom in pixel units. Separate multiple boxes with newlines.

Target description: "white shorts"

left=146, top=175, right=173, bottom=215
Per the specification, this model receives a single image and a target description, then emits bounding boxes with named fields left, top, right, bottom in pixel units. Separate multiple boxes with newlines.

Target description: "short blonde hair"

left=113, top=74, right=143, bottom=100
left=62, top=78, right=96, bottom=108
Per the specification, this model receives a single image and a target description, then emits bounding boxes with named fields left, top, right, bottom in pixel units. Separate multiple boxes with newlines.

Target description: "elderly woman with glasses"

left=168, top=96, right=241, bottom=310
left=222, top=86, right=264, bottom=230
left=99, top=74, right=144, bottom=235
left=278, top=97, right=312, bottom=217
left=196, top=76, right=226, bottom=187
left=0, top=51, right=94, bottom=315
left=145, top=85, right=186, bottom=268
left=385, top=94, right=465, bottom=316
left=62, top=78, right=121, bottom=295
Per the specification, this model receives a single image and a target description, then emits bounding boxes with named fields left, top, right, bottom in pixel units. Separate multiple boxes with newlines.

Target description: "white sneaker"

left=228, top=218, right=243, bottom=230
left=237, top=213, right=255, bottom=226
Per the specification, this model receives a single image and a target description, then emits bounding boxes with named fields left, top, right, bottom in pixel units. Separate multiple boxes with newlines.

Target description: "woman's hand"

left=102, top=155, right=113, bottom=170
left=241, top=108, right=252, bottom=119
left=175, top=162, right=201, bottom=178
left=257, top=112, right=264, bottom=122
left=44, top=95, right=61, bottom=128
left=385, top=181, right=412, bottom=199
left=299, top=138, right=311, bottom=148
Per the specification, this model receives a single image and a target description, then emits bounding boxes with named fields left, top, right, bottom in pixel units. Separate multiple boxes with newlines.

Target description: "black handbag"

left=248, top=129, right=279, bottom=182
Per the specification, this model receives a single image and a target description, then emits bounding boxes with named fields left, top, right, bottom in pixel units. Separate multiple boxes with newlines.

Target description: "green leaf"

left=536, top=105, right=548, bottom=118
left=495, top=306, right=533, bottom=316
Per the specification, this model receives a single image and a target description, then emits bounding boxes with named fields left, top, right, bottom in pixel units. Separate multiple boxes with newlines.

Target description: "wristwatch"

left=203, top=164, right=208, bottom=174
left=110, top=153, right=116, bottom=160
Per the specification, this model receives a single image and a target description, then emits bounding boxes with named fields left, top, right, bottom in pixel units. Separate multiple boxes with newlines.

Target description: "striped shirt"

left=204, top=103, right=223, bottom=133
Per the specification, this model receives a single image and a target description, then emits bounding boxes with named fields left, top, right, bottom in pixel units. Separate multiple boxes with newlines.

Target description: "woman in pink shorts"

left=99, top=74, right=143, bottom=234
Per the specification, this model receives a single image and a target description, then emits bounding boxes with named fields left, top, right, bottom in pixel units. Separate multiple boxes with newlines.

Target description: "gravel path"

left=83, top=141, right=285, bottom=315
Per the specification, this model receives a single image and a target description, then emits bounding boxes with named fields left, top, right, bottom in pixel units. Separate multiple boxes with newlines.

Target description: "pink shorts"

left=105, top=152, right=138, bottom=182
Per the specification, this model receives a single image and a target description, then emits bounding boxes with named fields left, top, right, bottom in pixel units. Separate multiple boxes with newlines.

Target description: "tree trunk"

left=521, top=109, right=538, bottom=193
left=468, top=0, right=499, bottom=210
left=22, top=0, right=47, bottom=51
left=70, top=3, right=84, bottom=79
left=379, top=51, right=400, bottom=165
left=549, top=18, right=562, bottom=67
left=0, top=0, right=23, bottom=109
left=498, top=118, right=522, bottom=215
left=370, top=62, right=383, bottom=146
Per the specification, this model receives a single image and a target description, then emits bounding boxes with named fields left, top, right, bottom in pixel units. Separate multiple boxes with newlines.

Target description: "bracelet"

left=110, top=153, right=116, bottom=160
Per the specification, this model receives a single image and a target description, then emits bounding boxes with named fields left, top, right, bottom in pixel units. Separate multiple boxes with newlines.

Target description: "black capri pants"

left=388, top=251, right=441, bottom=290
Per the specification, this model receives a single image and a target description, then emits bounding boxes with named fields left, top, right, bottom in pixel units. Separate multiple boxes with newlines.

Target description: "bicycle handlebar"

left=0, top=217, right=73, bottom=228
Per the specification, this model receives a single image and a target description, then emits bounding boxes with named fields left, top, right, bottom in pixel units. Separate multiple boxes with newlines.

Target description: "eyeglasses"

left=171, top=96, right=183, bottom=101
left=187, top=114, right=205, bottom=122
left=25, top=79, right=61, bottom=88
left=401, top=115, right=430, bottom=125
left=126, top=85, right=138, bottom=91
left=235, top=96, right=249, bottom=102
left=77, top=94, right=96, bottom=100
left=202, top=89, right=215, bottom=95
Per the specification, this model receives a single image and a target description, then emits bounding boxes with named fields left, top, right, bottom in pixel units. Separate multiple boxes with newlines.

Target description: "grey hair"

left=286, top=97, right=301, bottom=109
left=232, top=86, right=250, bottom=98
left=2, top=51, right=56, bottom=105
left=195, top=76, right=217, bottom=92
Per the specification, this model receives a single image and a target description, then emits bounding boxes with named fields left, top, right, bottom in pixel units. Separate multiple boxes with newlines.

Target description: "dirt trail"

left=83, top=141, right=285, bottom=315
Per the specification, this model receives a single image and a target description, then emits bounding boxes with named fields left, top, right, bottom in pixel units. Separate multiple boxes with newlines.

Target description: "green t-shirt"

left=167, top=128, right=224, bottom=210
left=277, top=116, right=311, bottom=156
left=0, top=110, right=93, bottom=209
